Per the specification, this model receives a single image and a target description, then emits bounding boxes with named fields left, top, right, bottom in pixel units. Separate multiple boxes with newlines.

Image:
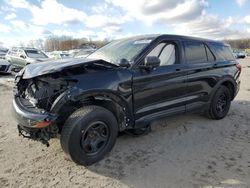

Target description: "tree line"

left=20, top=36, right=250, bottom=51
left=43, top=37, right=250, bottom=51
left=223, top=38, right=250, bottom=49
left=44, top=36, right=109, bottom=52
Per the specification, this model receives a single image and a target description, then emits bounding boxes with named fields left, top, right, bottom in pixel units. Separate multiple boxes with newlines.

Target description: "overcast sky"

left=0, top=0, right=250, bottom=47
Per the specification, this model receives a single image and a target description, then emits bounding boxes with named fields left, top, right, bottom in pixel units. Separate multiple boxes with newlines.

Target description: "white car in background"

left=237, top=51, right=246, bottom=58
left=74, top=48, right=96, bottom=58
left=48, top=51, right=72, bottom=59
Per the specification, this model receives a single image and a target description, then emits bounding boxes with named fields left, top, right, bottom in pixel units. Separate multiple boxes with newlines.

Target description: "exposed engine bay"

left=15, top=75, right=77, bottom=146
left=17, top=76, right=75, bottom=111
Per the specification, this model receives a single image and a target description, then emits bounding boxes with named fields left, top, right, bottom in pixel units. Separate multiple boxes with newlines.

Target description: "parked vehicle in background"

left=0, top=59, right=11, bottom=73
left=68, top=49, right=80, bottom=57
left=237, top=51, right=246, bottom=58
left=232, top=52, right=238, bottom=59
left=6, top=47, right=49, bottom=68
left=74, top=47, right=96, bottom=58
left=0, top=48, right=8, bottom=59
left=232, top=49, right=246, bottom=59
left=13, top=34, right=241, bottom=166
left=48, top=51, right=72, bottom=59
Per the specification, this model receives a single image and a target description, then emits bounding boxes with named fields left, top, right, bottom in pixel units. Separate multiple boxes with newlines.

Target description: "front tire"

left=60, top=105, right=118, bottom=165
left=208, top=86, right=231, bottom=120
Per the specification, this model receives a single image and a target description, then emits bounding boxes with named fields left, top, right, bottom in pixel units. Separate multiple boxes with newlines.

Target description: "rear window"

left=184, top=41, right=207, bottom=63
left=210, top=44, right=235, bottom=61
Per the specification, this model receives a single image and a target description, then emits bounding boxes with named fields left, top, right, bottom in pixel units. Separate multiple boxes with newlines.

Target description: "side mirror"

left=119, top=58, right=130, bottom=68
left=20, top=54, right=26, bottom=59
left=141, top=56, right=160, bottom=70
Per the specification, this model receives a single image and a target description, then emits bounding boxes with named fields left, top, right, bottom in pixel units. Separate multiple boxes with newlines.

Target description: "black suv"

left=13, top=35, right=241, bottom=165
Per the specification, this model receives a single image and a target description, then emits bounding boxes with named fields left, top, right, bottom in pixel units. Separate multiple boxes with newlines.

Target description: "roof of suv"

left=122, top=34, right=228, bottom=46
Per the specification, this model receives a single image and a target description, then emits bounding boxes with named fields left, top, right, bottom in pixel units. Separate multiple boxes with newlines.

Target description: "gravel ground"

left=0, top=58, right=250, bottom=188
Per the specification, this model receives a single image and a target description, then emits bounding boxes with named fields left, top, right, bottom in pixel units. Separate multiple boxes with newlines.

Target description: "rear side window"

left=210, top=44, right=235, bottom=61
left=184, top=42, right=207, bottom=63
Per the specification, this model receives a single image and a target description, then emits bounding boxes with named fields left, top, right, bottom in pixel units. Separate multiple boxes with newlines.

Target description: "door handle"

left=176, top=68, right=181, bottom=71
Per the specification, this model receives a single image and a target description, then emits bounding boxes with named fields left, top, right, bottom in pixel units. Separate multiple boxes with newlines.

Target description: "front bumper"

left=13, top=96, right=58, bottom=146
left=13, top=96, right=57, bottom=128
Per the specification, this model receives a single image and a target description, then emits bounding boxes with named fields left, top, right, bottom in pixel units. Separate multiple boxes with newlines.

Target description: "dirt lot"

left=0, top=58, right=250, bottom=188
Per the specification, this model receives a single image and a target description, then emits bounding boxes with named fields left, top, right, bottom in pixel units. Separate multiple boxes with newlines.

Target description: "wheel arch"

left=209, top=76, right=237, bottom=102
left=51, top=89, right=134, bottom=132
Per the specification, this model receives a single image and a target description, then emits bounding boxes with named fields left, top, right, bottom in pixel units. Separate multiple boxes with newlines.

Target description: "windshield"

left=25, top=50, right=48, bottom=58
left=88, top=37, right=154, bottom=65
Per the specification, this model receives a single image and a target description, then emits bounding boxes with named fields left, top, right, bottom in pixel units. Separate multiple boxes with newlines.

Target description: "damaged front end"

left=13, top=69, right=77, bottom=146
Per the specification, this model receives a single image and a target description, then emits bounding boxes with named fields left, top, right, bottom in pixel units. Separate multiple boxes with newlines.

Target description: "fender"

left=50, top=87, right=134, bottom=131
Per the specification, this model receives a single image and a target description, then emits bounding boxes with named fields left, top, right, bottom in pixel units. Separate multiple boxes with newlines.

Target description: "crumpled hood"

left=22, top=58, right=105, bottom=79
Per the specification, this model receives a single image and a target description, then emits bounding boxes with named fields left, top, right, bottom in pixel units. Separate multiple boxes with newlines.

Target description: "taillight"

left=236, top=64, right=242, bottom=72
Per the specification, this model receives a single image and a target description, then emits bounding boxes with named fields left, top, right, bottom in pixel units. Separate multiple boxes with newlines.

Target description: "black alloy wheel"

left=208, top=86, right=231, bottom=120
left=81, top=121, right=109, bottom=155
left=60, top=105, right=118, bottom=166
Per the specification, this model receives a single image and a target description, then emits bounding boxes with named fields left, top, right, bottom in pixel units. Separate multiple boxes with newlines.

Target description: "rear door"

left=184, top=41, right=216, bottom=110
left=18, top=50, right=27, bottom=67
left=8, top=49, right=16, bottom=66
left=132, top=39, right=188, bottom=121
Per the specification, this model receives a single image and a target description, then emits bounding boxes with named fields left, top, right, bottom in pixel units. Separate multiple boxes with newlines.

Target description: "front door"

left=132, top=40, right=188, bottom=121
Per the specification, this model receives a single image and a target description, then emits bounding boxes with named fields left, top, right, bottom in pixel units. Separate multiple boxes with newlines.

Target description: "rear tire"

left=208, top=86, right=231, bottom=120
left=60, top=105, right=118, bottom=166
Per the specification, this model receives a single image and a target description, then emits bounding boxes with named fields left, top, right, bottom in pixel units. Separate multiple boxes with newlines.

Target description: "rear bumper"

left=12, top=96, right=57, bottom=129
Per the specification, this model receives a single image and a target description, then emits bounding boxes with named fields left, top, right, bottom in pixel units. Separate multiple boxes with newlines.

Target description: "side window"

left=17, top=49, right=23, bottom=57
left=159, top=44, right=175, bottom=66
left=184, top=41, right=207, bottom=63
left=10, top=48, right=17, bottom=56
left=210, top=44, right=235, bottom=61
left=148, top=43, right=166, bottom=57
left=205, top=45, right=215, bottom=62
left=147, top=42, right=176, bottom=66
left=12, top=49, right=17, bottom=56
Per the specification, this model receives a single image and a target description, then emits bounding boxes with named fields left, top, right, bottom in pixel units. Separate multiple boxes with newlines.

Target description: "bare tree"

left=224, top=39, right=250, bottom=49
left=44, top=36, right=109, bottom=52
